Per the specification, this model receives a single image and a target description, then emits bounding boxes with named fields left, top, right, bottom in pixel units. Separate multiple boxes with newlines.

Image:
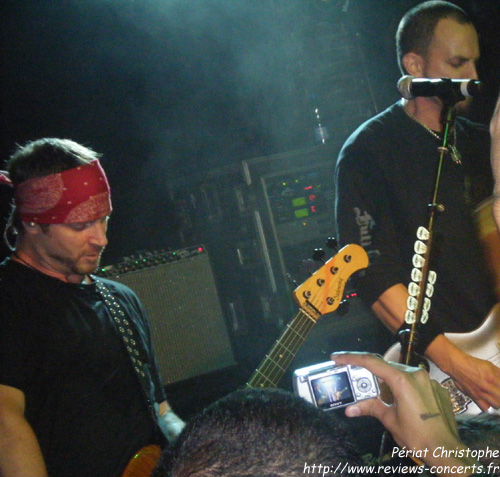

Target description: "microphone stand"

left=400, top=81, right=465, bottom=365
left=380, top=82, right=466, bottom=465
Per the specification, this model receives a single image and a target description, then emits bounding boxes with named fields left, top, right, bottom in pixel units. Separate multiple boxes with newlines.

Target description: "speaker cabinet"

left=101, top=249, right=235, bottom=384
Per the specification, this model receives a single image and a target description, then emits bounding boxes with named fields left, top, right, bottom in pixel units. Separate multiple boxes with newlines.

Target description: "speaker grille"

left=103, top=251, right=235, bottom=384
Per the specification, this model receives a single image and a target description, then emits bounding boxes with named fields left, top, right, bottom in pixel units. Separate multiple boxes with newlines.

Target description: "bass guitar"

left=384, top=303, right=500, bottom=416
left=121, top=444, right=162, bottom=477
left=246, top=243, right=368, bottom=388
left=122, top=243, right=369, bottom=476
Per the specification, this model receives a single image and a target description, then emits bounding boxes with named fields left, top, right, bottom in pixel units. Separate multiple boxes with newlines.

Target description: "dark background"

left=2, top=0, right=499, bottom=261
left=1, top=0, right=500, bottom=437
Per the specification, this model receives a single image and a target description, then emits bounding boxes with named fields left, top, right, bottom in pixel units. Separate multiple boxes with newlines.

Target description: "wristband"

left=397, top=317, right=443, bottom=356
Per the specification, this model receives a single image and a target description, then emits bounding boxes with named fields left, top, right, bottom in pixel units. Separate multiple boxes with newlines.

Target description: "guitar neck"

left=246, top=309, right=317, bottom=388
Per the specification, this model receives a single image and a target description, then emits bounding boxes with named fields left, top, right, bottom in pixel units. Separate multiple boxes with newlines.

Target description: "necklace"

left=403, top=105, right=462, bottom=165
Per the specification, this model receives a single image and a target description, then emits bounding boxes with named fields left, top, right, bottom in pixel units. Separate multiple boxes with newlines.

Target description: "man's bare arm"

left=372, top=284, right=500, bottom=410
left=0, top=384, right=47, bottom=476
left=332, top=352, right=480, bottom=477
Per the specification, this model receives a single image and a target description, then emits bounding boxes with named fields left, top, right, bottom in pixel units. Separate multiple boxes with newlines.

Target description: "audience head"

left=160, top=387, right=363, bottom=476
left=457, top=413, right=500, bottom=468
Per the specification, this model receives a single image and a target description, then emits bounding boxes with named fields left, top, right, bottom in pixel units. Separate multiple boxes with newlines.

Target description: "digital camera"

left=293, top=361, right=380, bottom=411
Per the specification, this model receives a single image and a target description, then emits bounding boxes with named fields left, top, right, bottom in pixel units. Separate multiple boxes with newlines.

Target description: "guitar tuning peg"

left=326, top=237, right=338, bottom=250
left=312, top=248, right=326, bottom=262
left=300, top=259, right=317, bottom=276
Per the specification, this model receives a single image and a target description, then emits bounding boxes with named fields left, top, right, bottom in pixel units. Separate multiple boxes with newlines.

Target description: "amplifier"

left=97, top=246, right=235, bottom=384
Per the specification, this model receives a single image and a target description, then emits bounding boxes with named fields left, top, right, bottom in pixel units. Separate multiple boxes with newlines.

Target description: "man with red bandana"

left=0, top=138, right=184, bottom=477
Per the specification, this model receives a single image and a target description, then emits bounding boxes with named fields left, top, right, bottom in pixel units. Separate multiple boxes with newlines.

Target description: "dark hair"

left=4, top=138, right=101, bottom=245
left=7, top=138, right=100, bottom=185
left=396, top=1, right=473, bottom=74
left=457, top=414, right=500, bottom=468
left=161, top=388, right=363, bottom=476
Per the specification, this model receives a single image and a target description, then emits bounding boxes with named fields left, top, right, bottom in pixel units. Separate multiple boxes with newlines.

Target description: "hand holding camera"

left=318, top=352, right=480, bottom=475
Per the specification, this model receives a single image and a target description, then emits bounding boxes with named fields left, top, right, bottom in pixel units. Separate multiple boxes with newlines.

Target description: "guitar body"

left=475, top=197, right=500, bottom=301
left=121, top=444, right=162, bottom=477
left=384, top=304, right=500, bottom=415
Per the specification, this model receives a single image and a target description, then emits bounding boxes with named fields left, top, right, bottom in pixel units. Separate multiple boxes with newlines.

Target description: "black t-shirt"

left=0, top=258, right=166, bottom=477
left=334, top=101, right=496, bottom=334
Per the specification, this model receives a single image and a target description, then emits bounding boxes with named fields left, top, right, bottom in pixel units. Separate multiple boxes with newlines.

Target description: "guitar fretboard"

left=246, top=309, right=317, bottom=388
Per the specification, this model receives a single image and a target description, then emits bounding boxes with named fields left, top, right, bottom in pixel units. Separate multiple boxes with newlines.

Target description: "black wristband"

left=397, top=317, right=444, bottom=356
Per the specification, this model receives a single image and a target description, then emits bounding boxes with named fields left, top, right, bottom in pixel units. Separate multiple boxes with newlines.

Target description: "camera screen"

left=310, top=371, right=355, bottom=410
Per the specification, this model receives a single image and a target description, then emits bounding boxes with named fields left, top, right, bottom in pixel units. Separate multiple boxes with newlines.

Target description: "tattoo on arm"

left=419, top=412, right=441, bottom=421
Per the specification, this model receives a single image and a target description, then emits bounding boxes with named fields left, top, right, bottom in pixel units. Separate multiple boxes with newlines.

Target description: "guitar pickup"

left=440, top=377, right=473, bottom=414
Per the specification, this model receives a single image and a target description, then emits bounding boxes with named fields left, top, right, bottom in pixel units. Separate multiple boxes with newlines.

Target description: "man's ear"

left=402, top=52, right=425, bottom=77
left=22, top=221, right=40, bottom=235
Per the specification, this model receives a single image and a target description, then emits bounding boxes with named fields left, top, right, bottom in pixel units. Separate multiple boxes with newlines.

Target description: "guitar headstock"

left=293, top=244, right=368, bottom=320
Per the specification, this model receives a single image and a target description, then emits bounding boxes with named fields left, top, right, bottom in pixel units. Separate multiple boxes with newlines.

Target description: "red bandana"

left=10, top=160, right=112, bottom=224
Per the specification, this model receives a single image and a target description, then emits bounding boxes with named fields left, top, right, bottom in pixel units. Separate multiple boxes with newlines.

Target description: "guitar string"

left=256, top=265, right=341, bottom=386
left=253, top=310, right=314, bottom=386
left=249, top=311, right=302, bottom=386
left=261, top=312, right=313, bottom=385
left=262, top=259, right=500, bottom=411
left=260, top=261, right=343, bottom=385
left=490, top=353, right=500, bottom=366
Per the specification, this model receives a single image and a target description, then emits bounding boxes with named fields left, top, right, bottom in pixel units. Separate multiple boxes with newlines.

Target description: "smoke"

left=0, top=0, right=373, bottom=257
left=104, top=0, right=318, bottom=177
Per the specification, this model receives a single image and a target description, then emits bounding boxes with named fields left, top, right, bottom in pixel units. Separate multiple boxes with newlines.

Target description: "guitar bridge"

left=440, top=377, right=473, bottom=414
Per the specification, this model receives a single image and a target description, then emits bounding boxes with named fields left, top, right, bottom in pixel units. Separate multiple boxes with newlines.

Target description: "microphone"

left=397, top=75, right=481, bottom=100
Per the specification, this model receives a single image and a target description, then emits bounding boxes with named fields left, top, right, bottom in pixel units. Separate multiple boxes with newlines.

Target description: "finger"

left=475, top=398, right=491, bottom=412
left=479, top=378, right=500, bottom=409
left=453, top=377, right=497, bottom=411
left=331, top=352, right=419, bottom=388
left=344, top=397, right=391, bottom=422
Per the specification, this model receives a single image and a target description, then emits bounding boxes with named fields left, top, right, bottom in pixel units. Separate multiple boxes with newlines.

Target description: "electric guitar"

left=121, top=243, right=369, bottom=476
left=121, top=444, right=162, bottom=477
left=246, top=243, right=369, bottom=388
left=384, top=303, right=500, bottom=416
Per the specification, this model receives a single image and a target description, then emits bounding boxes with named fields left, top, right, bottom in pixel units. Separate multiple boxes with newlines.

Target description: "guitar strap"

left=94, top=279, right=160, bottom=422
left=95, top=279, right=186, bottom=445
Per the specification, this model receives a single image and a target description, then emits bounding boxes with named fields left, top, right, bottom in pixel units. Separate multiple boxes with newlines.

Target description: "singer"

left=334, top=0, right=500, bottom=417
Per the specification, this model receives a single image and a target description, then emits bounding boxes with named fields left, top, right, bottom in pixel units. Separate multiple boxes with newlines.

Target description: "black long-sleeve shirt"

left=334, top=101, right=496, bottom=336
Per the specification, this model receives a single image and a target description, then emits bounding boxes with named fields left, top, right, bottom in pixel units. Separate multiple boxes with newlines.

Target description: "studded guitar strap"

left=94, top=279, right=159, bottom=418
